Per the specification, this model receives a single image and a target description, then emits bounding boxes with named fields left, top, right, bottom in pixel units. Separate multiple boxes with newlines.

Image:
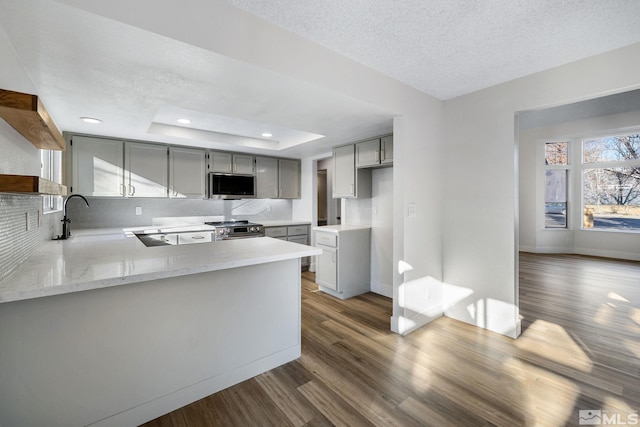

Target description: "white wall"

left=519, top=110, right=640, bottom=260
left=0, top=24, right=40, bottom=176
left=443, top=43, right=640, bottom=338
left=64, top=0, right=446, bottom=335
left=371, top=167, right=394, bottom=297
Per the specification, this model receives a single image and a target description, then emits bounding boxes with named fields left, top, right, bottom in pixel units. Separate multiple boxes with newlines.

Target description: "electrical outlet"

left=266, top=205, right=271, bottom=213
left=135, top=207, right=142, bottom=216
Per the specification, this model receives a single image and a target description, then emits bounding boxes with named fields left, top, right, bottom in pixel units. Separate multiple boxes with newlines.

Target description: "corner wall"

left=443, top=42, right=640, bottom=338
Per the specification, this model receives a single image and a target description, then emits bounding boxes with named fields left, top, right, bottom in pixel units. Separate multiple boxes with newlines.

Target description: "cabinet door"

left=381, top=135, right=393, bottom=165
left=288, top=235, right=309, bottom=267
left=316, top=246, right=337, bottom=291
left=255, top=157, right=279, bottom=198
left=125, top=142, right=168, bottom=197
left=233, top=154, right=255, bottom=175
left=355, top=138, right=381, bottom=167
left=71, top=135, right=124, bottom=196
left=170, top=147, right=206, bottom=198
left=209, top=151, right=233, bottom=173
left=333, top=145, right=355, bottom=198
left=278, top=159, right=300, bottom=199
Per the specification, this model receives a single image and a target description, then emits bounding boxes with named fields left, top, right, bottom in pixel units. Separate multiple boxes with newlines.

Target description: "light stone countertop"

left=312, top=224, right=372, bottom=233
left=0, top=229, right=320, bottom=304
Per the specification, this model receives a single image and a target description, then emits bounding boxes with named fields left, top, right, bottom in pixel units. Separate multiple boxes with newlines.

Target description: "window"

left=41, top=149, right=63, bottom=212
left=581, top=133, right=640, bottom=232
left=544, top=142, right=569, bottom=228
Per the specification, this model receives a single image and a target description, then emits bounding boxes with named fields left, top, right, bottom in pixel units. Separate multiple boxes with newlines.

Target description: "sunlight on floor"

left=515, top=320, right=593, bottom=373
left=503, top=357, right=580, bottom=426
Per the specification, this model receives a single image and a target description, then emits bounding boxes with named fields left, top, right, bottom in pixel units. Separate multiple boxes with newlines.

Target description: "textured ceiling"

left=225, top=0, right=640, bottom=99
left=3, top=0, right=640, bottom=158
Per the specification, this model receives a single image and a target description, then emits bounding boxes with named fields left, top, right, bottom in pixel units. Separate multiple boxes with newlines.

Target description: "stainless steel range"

left=205, top=219, right=264, bottom=240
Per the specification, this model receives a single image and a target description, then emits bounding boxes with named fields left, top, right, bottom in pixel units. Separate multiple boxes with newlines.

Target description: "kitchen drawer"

left=177, top=232, right=213, bottom=245
left=315, top=232, right=337, bottom=248
left=287, top=235, right=308, bottom=245
left=265, top=227, right=287, bottom=238
left=287, top=225, right=308, bottom=236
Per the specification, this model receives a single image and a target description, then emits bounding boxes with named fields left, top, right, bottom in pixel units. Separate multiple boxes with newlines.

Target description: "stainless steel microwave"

left=208, top=173, right=256, bottom=199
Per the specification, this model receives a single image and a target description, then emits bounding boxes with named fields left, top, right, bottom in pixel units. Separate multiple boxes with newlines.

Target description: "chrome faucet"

left=56, top=194, right=90, bottom=240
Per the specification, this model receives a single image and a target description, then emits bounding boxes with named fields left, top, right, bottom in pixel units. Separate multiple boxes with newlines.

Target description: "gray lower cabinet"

left=264, top=224, right=310, bottom=269
left=314, top=226, right=371, bottom=299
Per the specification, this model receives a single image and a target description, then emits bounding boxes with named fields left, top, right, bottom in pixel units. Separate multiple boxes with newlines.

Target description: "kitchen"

left=3, top=0, right=640, bottom=426
left=0, top=1, right=396, bottom=424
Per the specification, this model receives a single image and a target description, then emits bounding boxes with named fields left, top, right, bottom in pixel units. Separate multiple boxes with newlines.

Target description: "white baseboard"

left=370, top=280, right=392, bottom=298
left=91, top=346, right=301, bottom=427
left=391, top=303, right=443, bottom=336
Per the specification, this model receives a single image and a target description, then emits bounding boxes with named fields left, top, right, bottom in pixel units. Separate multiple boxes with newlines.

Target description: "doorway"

left=317, top=169, right=328, bottom=226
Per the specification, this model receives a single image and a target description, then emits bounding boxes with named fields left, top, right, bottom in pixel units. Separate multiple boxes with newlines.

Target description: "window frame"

left=41, top=149, right=63, bottom=213
left=580, top=131, right=640, bottom=233
left=542, top=140, right=571, bottom=230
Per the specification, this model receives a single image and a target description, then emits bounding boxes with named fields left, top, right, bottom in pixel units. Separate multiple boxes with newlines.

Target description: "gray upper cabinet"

left=380, top=135, right=393, bottom=165
left=333, top=145, right=355, bottom=197
left=355, top=135, right=393, bottom=168
left=333, top=145, right=371, bottom=198
left=278, top=159, right=301, bottom=199
left=125, top=142, right=168, bottom=198
left=209, top=151, right=255, bottom=175
left=256, top=157, right=301, bottom=199
left=170, top=147, right=206, bottom=198
left=355, top=138, right=381, bottom=168
left=71, top=135, right=124, bottom=197
left=255, top=156, right=279, bottom=198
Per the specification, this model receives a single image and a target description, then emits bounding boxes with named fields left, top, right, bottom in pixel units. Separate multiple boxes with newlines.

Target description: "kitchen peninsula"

left=0, top=230, right=320, bottom=427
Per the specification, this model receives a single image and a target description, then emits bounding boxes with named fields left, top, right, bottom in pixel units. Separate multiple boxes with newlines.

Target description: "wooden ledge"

left=0, top=89, right=66, bottom=150
left=0, top=174, right=67, bottom=196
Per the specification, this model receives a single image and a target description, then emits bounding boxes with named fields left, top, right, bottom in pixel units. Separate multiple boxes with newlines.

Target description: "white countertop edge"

left=312, top=224, right=372, bottom=233
left=0, top=235, right=320, bottom=304
left=0, top=248, right=320, bottom=304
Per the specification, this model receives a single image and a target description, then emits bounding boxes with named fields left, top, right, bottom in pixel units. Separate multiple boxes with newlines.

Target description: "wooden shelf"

left=0, top=89, right=66, bottom=150
left=0, top=175, right=67, bottom=196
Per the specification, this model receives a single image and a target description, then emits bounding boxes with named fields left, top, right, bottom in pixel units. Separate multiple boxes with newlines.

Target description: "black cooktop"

left=204, top=220, right=261, bottom=227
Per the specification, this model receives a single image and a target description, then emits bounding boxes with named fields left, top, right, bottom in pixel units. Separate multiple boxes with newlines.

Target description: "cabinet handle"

left=331, top=251, right=336, bottom=263
left=375, top=149, right=380, bottom=162
left=128, top=184, right=135, bottom=196
left=120, top=183, right=126, bottom=196
left=380, top=149, right=385, bottom=161
left=350, top=184, right=354, bottom=195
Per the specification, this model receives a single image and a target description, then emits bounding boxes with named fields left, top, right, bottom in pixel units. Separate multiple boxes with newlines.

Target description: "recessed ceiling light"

left=80, top=117, right=102, bottom=124
left=177, top=118, right=191, bottom=124
left=261, top=132, right=273, bottom=138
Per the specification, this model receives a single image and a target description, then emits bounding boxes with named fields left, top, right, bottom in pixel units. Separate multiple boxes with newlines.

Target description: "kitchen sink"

left=134, top=230, right=215, bottom=247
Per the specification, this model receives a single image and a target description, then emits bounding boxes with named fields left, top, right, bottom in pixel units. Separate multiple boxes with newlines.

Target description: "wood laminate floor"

left=143, top=253, right=640, bottom=426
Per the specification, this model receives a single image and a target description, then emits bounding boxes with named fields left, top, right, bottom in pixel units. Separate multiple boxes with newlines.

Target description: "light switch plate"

left=407, top=203, right=416, bottom=218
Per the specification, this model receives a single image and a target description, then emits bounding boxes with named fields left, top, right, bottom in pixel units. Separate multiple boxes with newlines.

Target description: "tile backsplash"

left=0, top=194, right=62, bottom=282
left=66, top=197, right=293, bottom=229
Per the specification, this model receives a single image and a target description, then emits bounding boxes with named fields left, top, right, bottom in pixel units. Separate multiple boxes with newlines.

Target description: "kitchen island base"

left=0, top=258, right=301, bottom=427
